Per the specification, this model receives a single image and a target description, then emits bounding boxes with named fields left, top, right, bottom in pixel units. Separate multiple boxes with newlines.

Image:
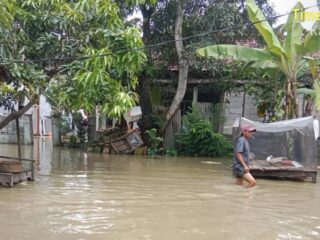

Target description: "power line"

left=1, top=4, right=319, bottom=65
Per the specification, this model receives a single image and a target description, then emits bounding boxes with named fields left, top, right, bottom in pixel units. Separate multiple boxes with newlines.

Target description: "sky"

left=129, top=0, right=319, bottom=30
left=269, top=0, right=318, bottom=29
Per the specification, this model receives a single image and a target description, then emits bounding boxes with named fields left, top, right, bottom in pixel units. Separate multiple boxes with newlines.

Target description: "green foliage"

left=145, top=128, right=178, bottom=157
left=197, top=0, right=320, bottom=119
left=0, top=1, right=14, bottom=28
left=300, top=59, right=320, bottom=111
left=43, top=0, right=146, bottom=118
left=52, top=111, right=89, bottom=147
left=53, top=113, right=80, bottom=147
left=134, top=0, right=277, bottom=138
left=245, top=70, right=286, bottom=121
left=176, top=105, right=232, bottom=157
left=56, top=116, right=72, bottom=136
left=208, top=103, right=226, bottom=132
left=151, top=113, right=165, bottom=129
left=0, top=0, right=146, bottom=125
left=197, top=45, right=272, bottom=62
left=165, top=147, right=177, bottom=157
left=246, top=0, right=285, bottom=56
left=71, top=112, right=88, bottom=144
left=140, top=0, right=276, bottom=81
left=67, top=135, right=79, bottom=148
left=145, top=128, right=163, bottom=157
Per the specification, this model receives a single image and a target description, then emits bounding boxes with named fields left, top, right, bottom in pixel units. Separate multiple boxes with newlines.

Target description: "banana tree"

left=298, top=58, right=320, bottom=113
left=197, top=0, right=320, bottom=119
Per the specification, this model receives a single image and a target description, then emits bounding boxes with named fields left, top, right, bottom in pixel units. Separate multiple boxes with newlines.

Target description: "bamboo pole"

left=16, top=117, right=22, bottom=159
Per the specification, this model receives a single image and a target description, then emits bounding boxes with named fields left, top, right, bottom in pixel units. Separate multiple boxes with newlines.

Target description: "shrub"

left=176, top=105, right=232, bottom=157
left=145, top=128, right=163, bottom=157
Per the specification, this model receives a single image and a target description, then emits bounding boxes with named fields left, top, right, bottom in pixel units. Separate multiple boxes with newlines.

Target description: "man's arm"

left=236, top=152, right=250, bottom=173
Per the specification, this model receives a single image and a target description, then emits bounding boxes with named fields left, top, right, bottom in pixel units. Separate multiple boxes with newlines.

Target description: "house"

left=0, top=95, right=52, bottom=144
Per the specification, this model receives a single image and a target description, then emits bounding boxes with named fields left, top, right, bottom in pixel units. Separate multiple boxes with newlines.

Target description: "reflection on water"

left=0, top=138, right=319, bottom=240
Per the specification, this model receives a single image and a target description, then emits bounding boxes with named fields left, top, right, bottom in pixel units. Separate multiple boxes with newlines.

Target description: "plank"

left=0, top=155, right=35, bottom=187
left=250, top=160, right=317, bottom=183
left=0, top=170, right=33, bottom=187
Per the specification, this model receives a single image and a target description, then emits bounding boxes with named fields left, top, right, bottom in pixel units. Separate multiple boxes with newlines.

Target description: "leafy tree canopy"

left=197, top=0, right=320, bottom=119
left=0, top=0, right=146, bottom=122
left=130, top=0, right=277, bottom=95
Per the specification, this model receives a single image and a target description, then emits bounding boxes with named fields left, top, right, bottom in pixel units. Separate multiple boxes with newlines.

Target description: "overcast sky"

left=269, top=0, right=318, bottom=28
left=131, top=1, right=319, bottom=29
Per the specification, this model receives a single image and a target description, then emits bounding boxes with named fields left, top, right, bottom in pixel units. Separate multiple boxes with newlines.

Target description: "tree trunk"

left=163, top=0, right=189, bottom=129
left=16, top=117, right=22, bottom=158
left=0, top=97, right=38, bottom=130
left=137, top=73, right=154, bottom=133
left=137, top=5, right=155, bottom=142
left=285, top=77, right=298, bottom=119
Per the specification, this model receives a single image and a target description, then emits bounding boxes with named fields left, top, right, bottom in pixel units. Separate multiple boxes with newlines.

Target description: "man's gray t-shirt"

left=233, top=136, right=250, bottom=167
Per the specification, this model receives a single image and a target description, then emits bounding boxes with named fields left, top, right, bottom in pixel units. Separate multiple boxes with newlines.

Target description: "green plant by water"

left=176, top=105, right=232, bottom=157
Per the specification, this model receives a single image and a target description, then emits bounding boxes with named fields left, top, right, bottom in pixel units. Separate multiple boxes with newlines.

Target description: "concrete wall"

left=1, top=95, right=52, bottom=137
left=223, top=92, right=304, bottom=135
left=32, top=95, right=52, bottom=136
left=0, top=114, right=33, bottom=144
left=223, top=92, right=262, bottom=135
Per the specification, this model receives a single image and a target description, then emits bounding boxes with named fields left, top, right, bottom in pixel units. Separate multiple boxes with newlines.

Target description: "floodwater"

left=0, top=138, right=320, bottom=240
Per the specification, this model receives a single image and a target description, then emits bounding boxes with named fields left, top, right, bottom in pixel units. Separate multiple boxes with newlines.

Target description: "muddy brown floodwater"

left=0, top=138, right=319, bottom=240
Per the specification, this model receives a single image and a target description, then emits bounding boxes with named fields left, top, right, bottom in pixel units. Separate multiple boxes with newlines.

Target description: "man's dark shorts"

left=232, top=164, right=245, bottom=177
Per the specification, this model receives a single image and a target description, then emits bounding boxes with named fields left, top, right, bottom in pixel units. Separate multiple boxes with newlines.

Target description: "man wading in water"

left=233, top=124, right=256, bottom=188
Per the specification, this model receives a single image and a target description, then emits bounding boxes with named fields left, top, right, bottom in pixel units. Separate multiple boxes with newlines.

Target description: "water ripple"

left=0, top=143, right=319, bottom=240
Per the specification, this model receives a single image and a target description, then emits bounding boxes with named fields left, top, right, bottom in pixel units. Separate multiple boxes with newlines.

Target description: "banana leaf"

left=283, top=2, right=304, bottom=61
left=297, top=88, right=316, bottom=97
left=197, top=45, right=272, bottom=62
left=246, top=0, right=285, bottom=57
left=250, top=60, right=277, bottom=69
left=302, top=21, right=320, bottom=54
left=315, top=81, right=320, bottom=111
